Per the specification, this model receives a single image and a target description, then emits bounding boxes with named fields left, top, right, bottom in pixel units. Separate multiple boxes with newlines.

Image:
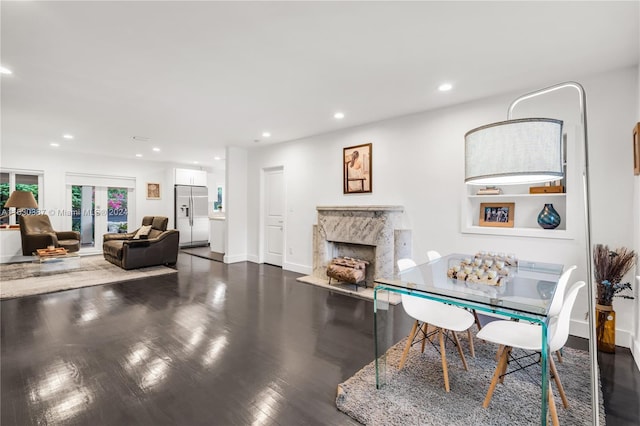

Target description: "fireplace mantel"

left=316, top=205, right=404, bottom=212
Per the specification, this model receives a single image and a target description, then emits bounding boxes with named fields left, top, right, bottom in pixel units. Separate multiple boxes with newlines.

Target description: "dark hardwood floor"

left=1, top=251, right=639, bottom=425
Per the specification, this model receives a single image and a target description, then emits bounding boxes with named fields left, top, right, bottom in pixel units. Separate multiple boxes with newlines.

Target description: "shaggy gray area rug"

left=337, top=335, right=604, bottom=425
left=0, top=255, right=177, bottom=299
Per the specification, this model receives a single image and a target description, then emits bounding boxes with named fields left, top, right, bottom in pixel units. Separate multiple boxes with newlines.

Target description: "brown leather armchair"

left=102, top=216, right=179, bottom=270
left=19, top=214, right=81, bottom=255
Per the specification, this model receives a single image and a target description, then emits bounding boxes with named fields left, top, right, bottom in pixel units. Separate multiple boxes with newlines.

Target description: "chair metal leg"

left=483, top=345, right=510, bottom=408
left=467, top=329, right=475, bottom=358
left=452, top=331, right=468, bottom=371
left=420, top=323, right=429, bottom=353
left=439, top=328, right=450, bottom=392
left=398, top=320, right=419, bottom=370
left=473, top=310, right=482, bottom=330
left=549, top=355, right=569, bottom=408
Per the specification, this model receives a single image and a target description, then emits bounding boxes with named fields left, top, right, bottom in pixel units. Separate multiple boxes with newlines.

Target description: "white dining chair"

left=476, top=280, right=586, bottom=422
left=491, top=264, right=577, bottom=361
left=397, top=258, right=476, bottom=392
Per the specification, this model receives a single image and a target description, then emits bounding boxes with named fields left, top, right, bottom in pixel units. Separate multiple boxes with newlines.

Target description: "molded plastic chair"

left=477, top=281, right=586, bottom=421
left=397, top=257, right=476, bottom=392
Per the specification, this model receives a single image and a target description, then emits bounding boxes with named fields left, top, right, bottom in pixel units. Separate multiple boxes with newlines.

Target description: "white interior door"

left=263, top=167, right=284, bottom=266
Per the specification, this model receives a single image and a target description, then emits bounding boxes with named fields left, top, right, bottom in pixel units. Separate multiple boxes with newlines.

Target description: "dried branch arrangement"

left=593, top=244, right=636, bottom=306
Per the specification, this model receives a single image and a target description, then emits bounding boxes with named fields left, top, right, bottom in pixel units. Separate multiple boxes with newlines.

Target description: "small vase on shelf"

left=537, top=203, right=561, bottom=229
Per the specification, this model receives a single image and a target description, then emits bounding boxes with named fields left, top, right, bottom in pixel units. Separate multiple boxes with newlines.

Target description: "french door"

left=66, top=174, right=135, bottom=253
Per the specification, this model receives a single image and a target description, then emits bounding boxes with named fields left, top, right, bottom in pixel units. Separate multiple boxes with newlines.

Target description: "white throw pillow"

left=133, top=225, right=152, bottom=240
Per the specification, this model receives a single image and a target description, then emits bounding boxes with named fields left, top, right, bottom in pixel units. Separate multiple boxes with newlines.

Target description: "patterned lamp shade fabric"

left=465, top=118, right=564, bottom=185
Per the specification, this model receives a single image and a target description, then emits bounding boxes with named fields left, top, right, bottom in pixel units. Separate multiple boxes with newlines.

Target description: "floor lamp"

left=464, top=81, right=598, bottom=425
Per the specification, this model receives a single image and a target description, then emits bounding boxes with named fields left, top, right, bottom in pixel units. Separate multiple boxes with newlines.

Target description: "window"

left=0, top=170, right=43, bottom=225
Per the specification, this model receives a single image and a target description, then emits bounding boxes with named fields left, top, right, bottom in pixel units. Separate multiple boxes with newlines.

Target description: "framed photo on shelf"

left=146, top=183, right=161, bottom=200
left=343, top=143, right=372, bottom=194
left=479, top=202, right=515, bottom=228
left=634, top=122, right=640, bottom=176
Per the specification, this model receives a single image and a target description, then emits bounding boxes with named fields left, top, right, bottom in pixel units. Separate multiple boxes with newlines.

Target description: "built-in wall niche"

left=461, top=130, right=576, bottom=240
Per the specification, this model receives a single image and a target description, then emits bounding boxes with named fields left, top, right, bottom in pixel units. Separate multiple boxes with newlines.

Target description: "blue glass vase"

left=537, top=203, right=561, bottom=229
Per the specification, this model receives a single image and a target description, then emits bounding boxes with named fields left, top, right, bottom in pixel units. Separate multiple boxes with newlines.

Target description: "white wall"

left=244, top=66, right=638, bottom=348
left=225, top=146, right=248, bottom=263
left=0, top=147, right=175, bottom=230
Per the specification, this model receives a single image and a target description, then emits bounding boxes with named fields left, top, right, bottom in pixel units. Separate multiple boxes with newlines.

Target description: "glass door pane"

left=107, top=187, right=128, bottom=233
left=72, top=185, right=95, bottom=247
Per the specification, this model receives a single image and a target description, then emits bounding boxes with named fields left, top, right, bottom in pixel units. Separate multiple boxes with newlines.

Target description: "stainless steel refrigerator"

left=175, top=185, right=209, bottom=247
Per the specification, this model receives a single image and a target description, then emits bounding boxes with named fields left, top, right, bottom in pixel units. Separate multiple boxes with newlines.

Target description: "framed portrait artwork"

left=343, top=143, right=372, bottom=194
left=479, top=202, right=515, bottom=228
left=146, top=183, right=161, bottom=200
left=634, top=122, right=639, bottom=176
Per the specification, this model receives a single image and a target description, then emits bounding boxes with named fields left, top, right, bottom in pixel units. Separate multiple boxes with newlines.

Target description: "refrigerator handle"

left=189, top=196, right=194, bottom=227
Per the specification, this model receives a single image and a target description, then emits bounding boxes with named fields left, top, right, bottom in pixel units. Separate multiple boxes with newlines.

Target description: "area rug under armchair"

left=336, top=336, right=605, bottom=425
left=0, top=255, right=177, bottom=299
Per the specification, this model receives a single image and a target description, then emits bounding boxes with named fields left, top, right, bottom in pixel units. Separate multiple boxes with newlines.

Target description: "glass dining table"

left=373, top=253, right=564, bottom=426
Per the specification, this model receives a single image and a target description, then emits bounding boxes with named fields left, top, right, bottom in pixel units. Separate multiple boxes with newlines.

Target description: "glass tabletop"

left=374, top=253, right=564, bottom=318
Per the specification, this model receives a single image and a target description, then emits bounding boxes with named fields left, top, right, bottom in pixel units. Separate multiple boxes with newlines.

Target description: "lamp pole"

left=508, top=81, right=598, bottom=425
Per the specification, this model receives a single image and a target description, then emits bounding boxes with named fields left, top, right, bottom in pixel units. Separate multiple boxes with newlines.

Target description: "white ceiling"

left=1, top=1, right=638, bottom=166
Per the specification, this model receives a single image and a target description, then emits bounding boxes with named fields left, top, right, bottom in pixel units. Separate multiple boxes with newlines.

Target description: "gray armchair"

left=19, top=214, right=80, bottom=255
left=102, top=216, right=179, bottom=270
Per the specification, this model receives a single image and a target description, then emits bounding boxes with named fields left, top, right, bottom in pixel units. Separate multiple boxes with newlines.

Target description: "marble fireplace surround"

left=311, top=206, right=411, bottom=286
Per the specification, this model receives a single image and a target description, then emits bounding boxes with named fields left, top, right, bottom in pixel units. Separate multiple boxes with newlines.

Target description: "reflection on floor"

left=1, top=253, right=638, bottom=425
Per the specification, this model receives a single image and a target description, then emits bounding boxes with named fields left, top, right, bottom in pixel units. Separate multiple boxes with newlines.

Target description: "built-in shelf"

left=468, top=193, right=566, bottom=199
left=461, top=225, right=573, bottom=240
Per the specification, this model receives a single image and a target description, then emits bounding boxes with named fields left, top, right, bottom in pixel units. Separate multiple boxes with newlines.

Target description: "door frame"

left=259, top=166, right=285, bottom=265
left=64, top=174, right=136, bottom=254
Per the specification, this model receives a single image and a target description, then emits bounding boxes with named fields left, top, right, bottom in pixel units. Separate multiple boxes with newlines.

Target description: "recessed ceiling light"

left=0, top=66, right=12, bottom=75
left=334, top=112, right=345, bottom=119
left=438, top=83, right=453, bottom=92
left=135, top=154, right=143, bottom=158
left=50, top=143, right=60, bottom=147
left=262, top=132, right=271, bottom=138
left=193, top=161, right=199, bottom=164
left=214, top=156, right=221, bottom=160
left=152, top=147, right=160, bottom=152
left=63, top=134, right=74, bottom=139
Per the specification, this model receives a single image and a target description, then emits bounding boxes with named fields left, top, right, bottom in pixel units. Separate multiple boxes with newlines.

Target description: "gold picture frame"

left=146, top=183, right=161, bottom=200
left=634, top=122, right=640, bottom=176
left=479, top=202, right=515, bottom=228
left=343, top=143, right=372, bottom=194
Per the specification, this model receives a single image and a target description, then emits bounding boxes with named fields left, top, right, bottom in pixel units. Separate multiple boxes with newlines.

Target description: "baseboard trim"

left=247, top=254, right=259, bottom=263
left=632, top=338, right=640, bottom=372
left=570, top=318, right=632, bottom=349
left=223, top=254, right=248, bottom=264
left=283, top=262, right=311, bottom=275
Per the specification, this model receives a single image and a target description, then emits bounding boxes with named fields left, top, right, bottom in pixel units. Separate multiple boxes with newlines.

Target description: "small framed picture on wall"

left=343, top=143, right=372, bottom=194
left=146, top=183, right=161, bottom=200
